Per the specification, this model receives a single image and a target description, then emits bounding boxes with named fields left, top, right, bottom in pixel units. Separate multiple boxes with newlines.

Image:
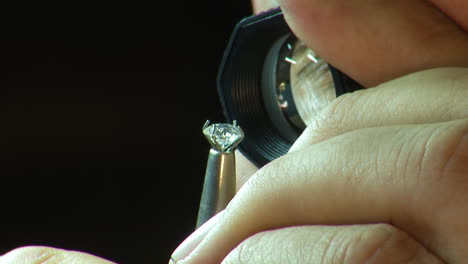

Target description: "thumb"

left=0, top=246, right=116, bottom=264
left=279, top=0, right=468, bottom=87
left=221, top=224, right=444, bottom=264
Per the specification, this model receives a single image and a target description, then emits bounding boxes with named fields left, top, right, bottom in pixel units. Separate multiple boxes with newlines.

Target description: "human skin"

left=236, top=0, right=468, bottom=191
left=170, top=0, right=468, bottom=264
left=0, top=246, right=116, bottom=263
left=1, top=0, right=467, bottom=263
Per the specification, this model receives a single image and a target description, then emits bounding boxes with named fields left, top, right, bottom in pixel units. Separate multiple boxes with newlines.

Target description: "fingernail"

left=170, top=212, right=222, bottom=263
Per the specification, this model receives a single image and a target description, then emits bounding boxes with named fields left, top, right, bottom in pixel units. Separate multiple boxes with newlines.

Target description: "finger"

left=428, top=0, right=468, bottom=32
left=251, top=0, right=279, bottom=14
left=235, top=150, right=259, bottom=191
left=170, top=212, right=224, bottom=263
left=290, top=67, right=468, bottom=152
left=278, top=0, right=468, bottom=87
left=240, top=68, right=468, bottom=191
left=221, top=224, right=444, bottom=264
left=180, top=118, right=468, bottom=264
left=0, top=246, right=116, bottom=264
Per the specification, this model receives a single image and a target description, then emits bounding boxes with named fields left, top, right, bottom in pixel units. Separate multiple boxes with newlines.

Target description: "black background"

left=0, top=2, right=251, bottom=263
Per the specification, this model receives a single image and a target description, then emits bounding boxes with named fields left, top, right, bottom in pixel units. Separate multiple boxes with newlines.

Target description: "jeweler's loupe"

left=217, top=8, right=364, bottom=168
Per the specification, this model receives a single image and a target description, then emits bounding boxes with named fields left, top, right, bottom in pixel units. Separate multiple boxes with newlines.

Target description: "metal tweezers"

left=195, top=120, right=244, bottom=228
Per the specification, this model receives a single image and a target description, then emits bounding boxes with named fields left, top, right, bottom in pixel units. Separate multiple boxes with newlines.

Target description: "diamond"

left=203, top=120, right=244, bottom=153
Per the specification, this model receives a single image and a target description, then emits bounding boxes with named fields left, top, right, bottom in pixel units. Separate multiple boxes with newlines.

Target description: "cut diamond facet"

left=203, top=121, right=244, bottom=153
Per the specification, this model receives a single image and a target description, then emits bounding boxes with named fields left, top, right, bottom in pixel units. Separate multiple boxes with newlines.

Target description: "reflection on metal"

left=285, top=57, right=297, bottom=65
left=307, top=53, right=319, bottom=63
left=277, top=82, right=289, bottom=109
left=278, top=82, right=287, bottom=92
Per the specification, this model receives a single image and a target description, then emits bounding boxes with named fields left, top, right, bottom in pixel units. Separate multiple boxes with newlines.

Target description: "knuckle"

left=221, top=228, right=313, bottom=264
left=439, top=119, right=468, bottom=177
left=222, top=225, right=438, bottom=264
left=348, top=224, right=422, bottom=264
left=306, top=91, right=361, bottom=142
left=421, top=119, right=468, bottom=184
left=221, top=233, right=264, bottom=264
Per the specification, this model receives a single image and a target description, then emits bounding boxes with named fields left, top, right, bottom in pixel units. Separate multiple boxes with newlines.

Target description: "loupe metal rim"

left=261, top=33, right=306, bottom=143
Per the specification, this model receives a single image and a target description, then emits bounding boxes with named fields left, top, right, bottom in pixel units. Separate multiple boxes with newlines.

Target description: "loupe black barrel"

left=217, top=8, right=363, bottom=168
left=217, top=9, right=293, bottom=168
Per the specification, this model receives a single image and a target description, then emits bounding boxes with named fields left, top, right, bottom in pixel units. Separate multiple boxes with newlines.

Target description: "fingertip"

left=168, top=256, right=177, bottom=264
left=279, top=0, right=372, bottom=84
left=170, top=212, right=223, bottom=264
left=279, top=0, right=468, bottom=87
left=251, top=0, right=279, bottom=14
left=0, top=246, right=60, bottom=263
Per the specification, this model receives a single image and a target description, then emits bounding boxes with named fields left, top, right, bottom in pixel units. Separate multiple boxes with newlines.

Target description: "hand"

left=175, top=68, right=468, bottom=264
left=170, top=0, right=468, bottom=263
left=0, top=246, right=116, bottom=264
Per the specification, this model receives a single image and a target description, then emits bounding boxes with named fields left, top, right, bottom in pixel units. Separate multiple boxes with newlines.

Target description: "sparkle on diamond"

left=203, top=123, right=244, bottom=153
